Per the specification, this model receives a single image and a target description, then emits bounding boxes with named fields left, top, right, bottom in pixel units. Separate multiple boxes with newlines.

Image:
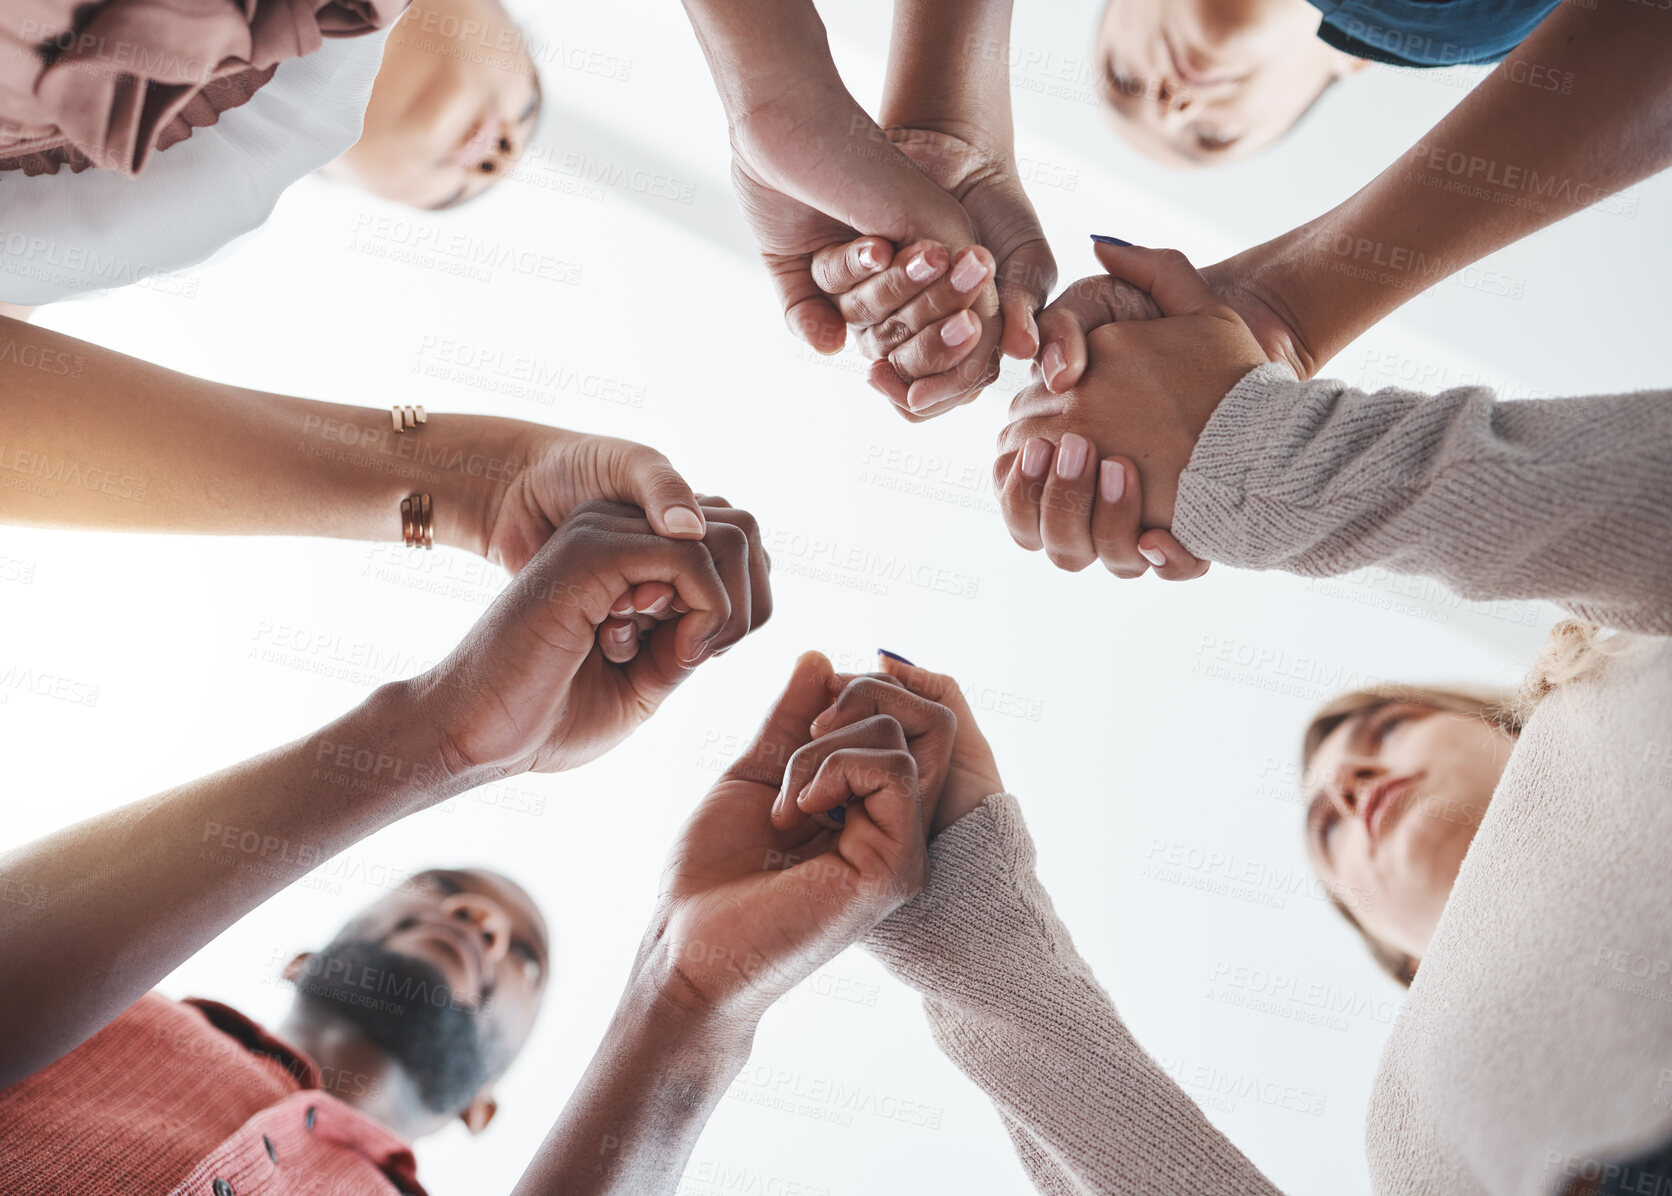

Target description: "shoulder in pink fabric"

left=0, top=0, right=407, bottom=176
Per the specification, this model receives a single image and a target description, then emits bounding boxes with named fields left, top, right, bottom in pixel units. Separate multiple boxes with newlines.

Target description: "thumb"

left=769, top=255, right=849, bottom=355
left=605, top=441, right=706, bottom=539
left=995, top=236, right=1057, bottom=359
left=1091, top=241, right=1231, bottom=320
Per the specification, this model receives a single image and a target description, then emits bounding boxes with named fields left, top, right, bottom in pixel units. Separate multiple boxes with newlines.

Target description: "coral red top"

left=0, top=992, right=428, bottom=1196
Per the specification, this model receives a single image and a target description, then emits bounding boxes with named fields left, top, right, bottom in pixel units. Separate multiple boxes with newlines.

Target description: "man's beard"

left=291, top=938, right=499, bottom=1114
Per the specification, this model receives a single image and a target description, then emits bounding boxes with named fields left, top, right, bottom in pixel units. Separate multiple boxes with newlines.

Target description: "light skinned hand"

left=726, top=82, right=1004, bottom=398
left=642, top=651, right=937, bottom=1023
left=483, top=429, right=710, bottom=575
left=415, top=500, right=771, bottom=778
left=996, top=244, right=1271, bottom=578
left=810, top=129, right=1056, bottom=420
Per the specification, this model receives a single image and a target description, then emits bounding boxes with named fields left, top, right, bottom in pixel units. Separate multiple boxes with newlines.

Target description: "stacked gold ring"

left=401, top=493, right=433, bottom=549
left=391, top=404, right=427, bottom=433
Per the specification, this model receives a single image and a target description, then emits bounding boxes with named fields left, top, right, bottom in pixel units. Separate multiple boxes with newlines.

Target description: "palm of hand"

left=661, top=772, right=871, bottom=1015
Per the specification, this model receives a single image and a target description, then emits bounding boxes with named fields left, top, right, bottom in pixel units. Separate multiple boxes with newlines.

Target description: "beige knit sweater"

left=865, top=366, right=1672, bottom=1194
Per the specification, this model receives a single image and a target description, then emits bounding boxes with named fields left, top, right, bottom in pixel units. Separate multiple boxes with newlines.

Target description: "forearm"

left=0, top=678, right=485, bottom=1088
left=1174, top=364, right=1672, bottom=633
left=881, top=0, right=1016, bottom=137
left=0, top=316, right=523, bottom=554
left=678, top=0, right=845, bottom=124
left=866, top=795, right=1281, bottom=1194
left=1229, top=0, right=1672, bottom=375
left=513, top=974, right=753, bottom=1196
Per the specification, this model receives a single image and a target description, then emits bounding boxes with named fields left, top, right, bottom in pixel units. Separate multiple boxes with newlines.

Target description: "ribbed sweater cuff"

left=1171, top=362, right=1314, bottom=567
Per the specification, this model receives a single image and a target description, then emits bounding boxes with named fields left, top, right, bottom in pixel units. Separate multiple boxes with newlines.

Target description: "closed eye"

left=1306, top=794, right=1338, bottom=861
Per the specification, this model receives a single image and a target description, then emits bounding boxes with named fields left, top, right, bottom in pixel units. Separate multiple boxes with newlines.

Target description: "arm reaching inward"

left=1173, top=365, right=1672, bottom=634
left=512, top=652, right=952, bottom=1193
left=0, top=315, right=709, bottom=572
left=844, top=657, right=1282, bottom=1196
left=0, top=503, right=770, bottom=1088
left=1038, top=0, right=1672, bottom=387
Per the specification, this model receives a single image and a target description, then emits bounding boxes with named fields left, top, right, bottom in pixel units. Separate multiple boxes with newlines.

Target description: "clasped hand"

left=635, top=651, right=1004, bottom=1025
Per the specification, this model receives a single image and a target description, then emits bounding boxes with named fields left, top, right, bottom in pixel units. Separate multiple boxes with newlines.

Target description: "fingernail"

left=1091, top=234, right=1133, bottom=247
left=828, top=804, right=847, bottom=826
left=905, top=252, right=937, bottom=283
left=949, top=249, right=986, bottom=294
left=665, top=507, right=704, bottom=536
left=641, top=594, right=671, bottom=616
left=682, top=636, right=714, bottom=665
left=940, top=311, right=976, bottom=347
left=1042, top=342, right=1066, bottom=389
left=610, top=623, right=635, bottom=644
left=609, top=595, right=634, bottom=617
left=857, top=242, right=879, bottom=271
left=1100, top=459, right=1125, bottom=504
left=1023, top=309, right=1040, bottom=354
left=1055, top=433, right=1089, bottom=479
left=1020, top=437, right=1051, bottom=479
left=1139, top=545, right=1166, bottom=567
left=878, top=648, right=915, bottom=666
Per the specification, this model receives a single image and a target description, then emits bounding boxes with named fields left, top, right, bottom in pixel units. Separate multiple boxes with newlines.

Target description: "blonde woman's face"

left=1304, top=704, right=1516, bottom=961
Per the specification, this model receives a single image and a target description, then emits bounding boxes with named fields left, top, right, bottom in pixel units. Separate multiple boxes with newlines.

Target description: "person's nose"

left=440, top=891, right=511, bottom=968
left=1329, top=757, right=1383, bottom=821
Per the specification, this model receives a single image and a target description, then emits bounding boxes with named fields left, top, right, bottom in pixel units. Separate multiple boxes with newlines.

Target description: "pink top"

left=0, top=0, right=405, bottom=176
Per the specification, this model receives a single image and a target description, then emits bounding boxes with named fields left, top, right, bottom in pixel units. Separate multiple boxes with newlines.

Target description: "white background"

left=3, top=1, right=1668, bottom=1193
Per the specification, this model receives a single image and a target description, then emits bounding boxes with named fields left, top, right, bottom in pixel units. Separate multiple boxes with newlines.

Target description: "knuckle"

left=875, top=316, right=912, bottom=349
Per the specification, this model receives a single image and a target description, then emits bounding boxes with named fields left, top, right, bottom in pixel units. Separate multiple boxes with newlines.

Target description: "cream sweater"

left=865, top=366, right=1672, bottom=1194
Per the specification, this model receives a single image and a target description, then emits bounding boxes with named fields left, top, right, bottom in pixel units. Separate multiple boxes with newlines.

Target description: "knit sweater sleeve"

left=863, top=794, right=1284, bottom=1196
left=1172, top=364, right=1672, bottom=635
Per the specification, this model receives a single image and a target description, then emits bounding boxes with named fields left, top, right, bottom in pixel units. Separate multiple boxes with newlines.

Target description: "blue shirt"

left=1307, top=0, right=1566, bottom=66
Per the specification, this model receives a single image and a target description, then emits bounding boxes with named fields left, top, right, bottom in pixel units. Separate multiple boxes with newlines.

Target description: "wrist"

left=424, top=415, right=532, bottom=561
left=617, top=954, right=758, bottom=1086
left=357, top=675, right=515, bottom=801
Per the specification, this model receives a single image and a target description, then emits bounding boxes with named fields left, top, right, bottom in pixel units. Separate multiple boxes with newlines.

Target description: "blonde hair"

left=1300, top=618, right=1629, bottom=987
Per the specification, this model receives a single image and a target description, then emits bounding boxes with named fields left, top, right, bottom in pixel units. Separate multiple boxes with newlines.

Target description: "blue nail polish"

left=877, top=649, right=915, bottom=666
left=828, top=805, right=847, bottom=825
left=1090, top=235, right=1133, bottom=247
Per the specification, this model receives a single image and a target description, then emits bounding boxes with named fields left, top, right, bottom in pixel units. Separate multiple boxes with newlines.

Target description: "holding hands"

left=415, top=498, right=771, bottom=780
left=641, top=650, right=1003, bottom=1023
left=996, top=244, right=1272, bottom=579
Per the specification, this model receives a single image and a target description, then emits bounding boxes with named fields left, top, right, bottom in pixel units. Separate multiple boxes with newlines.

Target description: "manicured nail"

left=949, top=249, right=986, bottom=294
left=940, top=311, right=976, bottom=347
left=857, top=242, right=879, bottom=271
left=878, top=648, right=915, bottom=665
left=1020, top=438, right=1051, bottom=479
left=1055, top=433, right=1089, bottom=479
left=1091, top=234, right=1133, bottom=247
left=665, top=507, right=704, bottom=536
left=828, top=804, right=847, bottom=825
left=610, top=594, right=634, bottom=617
left=905, top=252, right=937, bottom=283
left=1042, top=342, right=1066, bottom=389
left=609, top=623, right=635, bottom=645
left=641, top=593, right=671, bottom=616
left=1022, top=309, right=1040, bottom=355
left=1139, top=545, right=1166, bottom=567
left=1100, top=459, right=1125, bottom=504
